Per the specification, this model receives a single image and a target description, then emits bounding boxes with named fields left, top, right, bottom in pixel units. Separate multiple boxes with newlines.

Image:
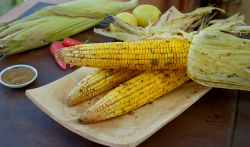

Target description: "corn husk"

left=187, top=14, right=250, bottom=91
left=94, top=6, right=224, bottom=41
left=146, top=6, right=224, bottom=36
left=0, top=0, right=138, bottom=56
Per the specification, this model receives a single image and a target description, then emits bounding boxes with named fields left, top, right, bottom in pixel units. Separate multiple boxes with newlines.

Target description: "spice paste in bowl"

left=0, top=65, right=38, bottom=88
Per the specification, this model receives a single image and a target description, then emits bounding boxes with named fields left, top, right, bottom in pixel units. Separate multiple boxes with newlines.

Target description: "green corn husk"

left=0, top=0, right=138, bottom=56
left=186, top=14, right=250, bottom=91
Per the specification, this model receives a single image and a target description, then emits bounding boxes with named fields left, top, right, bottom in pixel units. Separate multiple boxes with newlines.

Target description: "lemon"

left=132, top=4, right=161, bottom=27
left=110, top=12, right=138, bottom=32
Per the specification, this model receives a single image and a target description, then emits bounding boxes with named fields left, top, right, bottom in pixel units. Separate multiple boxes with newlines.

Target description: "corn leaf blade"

left=0, top=0, right=138, bottom=56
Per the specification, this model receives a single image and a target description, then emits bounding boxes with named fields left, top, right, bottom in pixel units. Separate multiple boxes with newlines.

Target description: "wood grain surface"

left=25, top=67, right=211, bottom=147
left=2, top=1, right=248, bottom=147
left=232, top=90, right=250, bottom=147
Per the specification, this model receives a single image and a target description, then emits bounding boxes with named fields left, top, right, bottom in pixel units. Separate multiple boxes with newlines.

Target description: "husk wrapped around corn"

left=54, top=6, right=250, bottom=124
left=94, top=7, right=250, bottom=91
left=0, top=0, right=138, bottom=56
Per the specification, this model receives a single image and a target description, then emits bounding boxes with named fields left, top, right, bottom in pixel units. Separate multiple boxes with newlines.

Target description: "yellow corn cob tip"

left=67, top=68, right=144, bottom=106
left=55, top=47, right=67, bottom=61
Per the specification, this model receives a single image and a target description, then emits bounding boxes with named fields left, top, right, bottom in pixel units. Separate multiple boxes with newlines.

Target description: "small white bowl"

left=0, top=64, right=38, bottom=88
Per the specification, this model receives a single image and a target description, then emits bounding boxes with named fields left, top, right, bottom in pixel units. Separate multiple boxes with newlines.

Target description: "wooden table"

left=0, top=1, right=249, bottom=147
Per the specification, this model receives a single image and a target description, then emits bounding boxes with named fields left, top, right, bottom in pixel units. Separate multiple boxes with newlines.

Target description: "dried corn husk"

left=147, top=6, right=224, bottom=35
left=187, top=14, right=250, bottom=91
left=94, top=6, right=224, bottom=41
left=0, top=0, right=138, bottom=56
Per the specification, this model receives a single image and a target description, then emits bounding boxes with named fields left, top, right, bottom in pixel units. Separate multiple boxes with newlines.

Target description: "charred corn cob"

left=67, top=68, right=144, bottom=106
left=78, top=69, right=189, bottom=124
left=55, top=39, right=190, bottom=70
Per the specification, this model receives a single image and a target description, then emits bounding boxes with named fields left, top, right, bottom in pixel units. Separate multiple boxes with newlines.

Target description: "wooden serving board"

left=25, top=67, right=211, bottom=147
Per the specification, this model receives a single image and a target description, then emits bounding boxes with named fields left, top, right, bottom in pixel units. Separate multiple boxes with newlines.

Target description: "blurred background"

left=0, top=0, right=25, bottom=17
left=128, top=0, right=248, bottom=24
left=0, top=0, right=249, bottom=24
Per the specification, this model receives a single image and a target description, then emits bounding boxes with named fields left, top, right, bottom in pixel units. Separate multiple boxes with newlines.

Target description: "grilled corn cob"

left=67, top=68, right=144, bottom=106
left=78, top=69, right=189, bottom=124
left=55, top=39, right=190, bottom=70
